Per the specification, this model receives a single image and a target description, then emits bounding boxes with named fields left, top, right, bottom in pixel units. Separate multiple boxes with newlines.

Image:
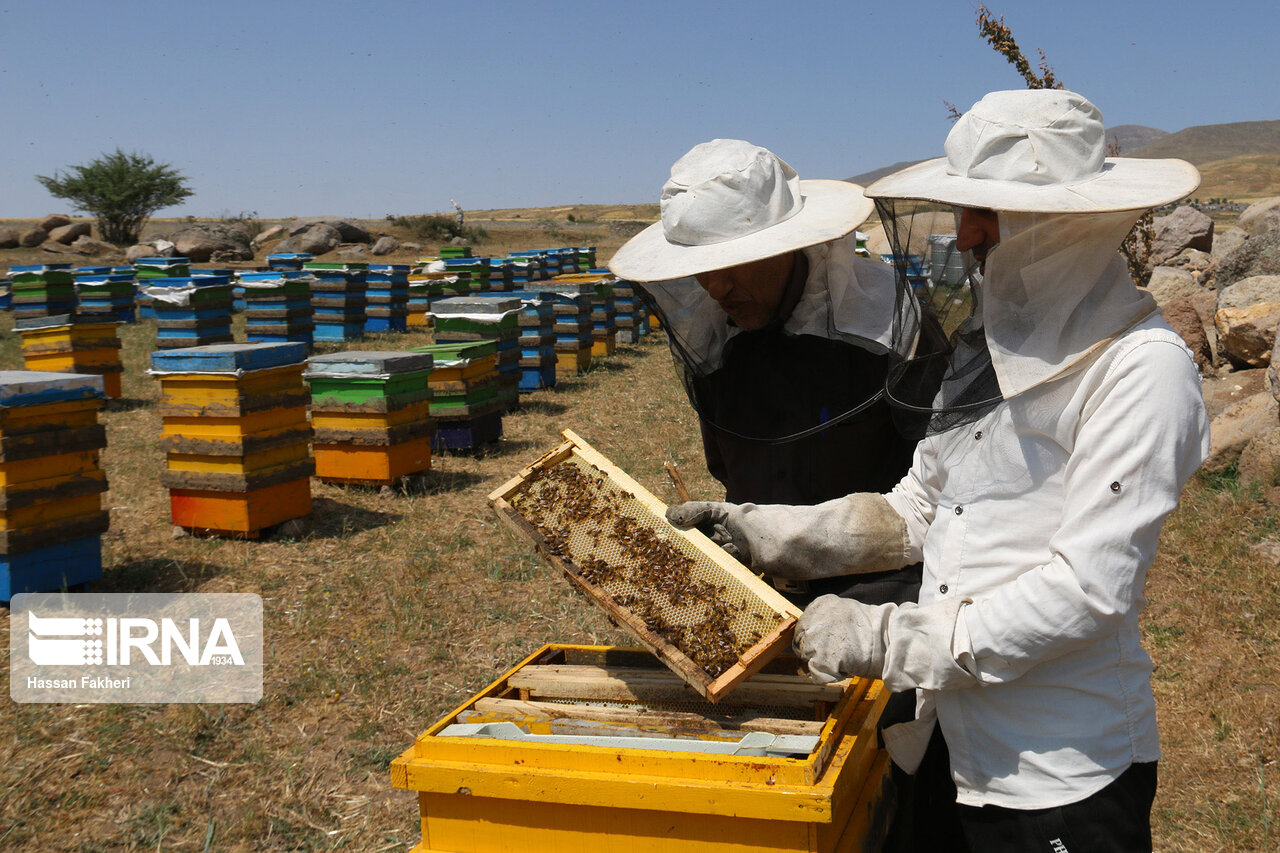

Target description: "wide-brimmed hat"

left=608, top=139, right=874, bottom=282
left=865, top=89, right=1199, bottom=212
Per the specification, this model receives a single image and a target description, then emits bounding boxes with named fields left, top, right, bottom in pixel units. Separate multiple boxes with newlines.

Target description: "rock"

left=47, top=222, right=92, bottom=244
left=18, top=228, right=45, bottom=248
left=0, top=226, right=19, bottom=249
left=1205, top=391, right=1280, bottom=472
left=449, top=236, right=468, bottom=247
left=251, top=224, right=285, bottom=247
left=335, top=244, right=367, bottom=259
left=295, top=223, right=341, bottom=255
left=40, top=214, right=72, bottom=231
left=287, top=217, right=372, bottom=243
left=1167, top=248, right=1213, bottom=275
left=1214, top=231, right=1280, bottom=288
left=172, top=223, right=253, bottom=262
left=40, top=241, right=79, bottom=255
left=1146, top=267, right=1200, bottom=305
left=1150, top=205, right=1214, bottom=266
left=1212, top=226, right=1248, bottom=259
left=402, top=242, right=421, bottom=251
left=70, top=236, right=121, bottom=258
left=1238, top=197, right=1280, bottom=234
left=1239, top=426, right=1280, bottom=488
left=1251, top=538, right=1280, bottom=564
left=1217, top=275, right=1280, bottom=311
left=152, top=239, right=177, bottom=257
left=1161, top=296, right=1212, bottom=370
left=1216, top=302, right=1280, bottom=367
left=1270, top=333, right=1280, bottom=404
left=1184, top=289, right=1221, bottom=364
left=268, top=236, right=300, bottom=253
left=371, top=235, right=399, bottom=256
left=1202, top=368, right=1267, bottom=419
left=125, top=244, right=153, bottom=262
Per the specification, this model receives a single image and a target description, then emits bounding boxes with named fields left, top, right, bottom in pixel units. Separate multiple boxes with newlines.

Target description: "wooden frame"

left=489, top=429, right=802, bottom=703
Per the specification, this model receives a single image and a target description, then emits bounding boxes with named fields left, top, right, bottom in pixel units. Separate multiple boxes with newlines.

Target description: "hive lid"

left=148, top=342, right=308, bottom=372
left=306, top=350, right=434, bottom=375
left=430, top=296, right=521, bottom=314
left=0, top=370, right=104, bottom=405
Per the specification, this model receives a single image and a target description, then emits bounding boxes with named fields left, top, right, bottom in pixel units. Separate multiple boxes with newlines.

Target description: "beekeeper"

left=609, top=138, right=941, bottom=609
left=666, top=91, right=1210, bottom=850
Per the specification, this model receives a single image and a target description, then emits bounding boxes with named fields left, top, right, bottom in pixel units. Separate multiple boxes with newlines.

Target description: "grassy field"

left=0, top=287, right=1277, bottom=849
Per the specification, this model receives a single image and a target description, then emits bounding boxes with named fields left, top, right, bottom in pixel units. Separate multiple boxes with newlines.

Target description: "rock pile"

left=1149, top=197, right=1280, bottom=490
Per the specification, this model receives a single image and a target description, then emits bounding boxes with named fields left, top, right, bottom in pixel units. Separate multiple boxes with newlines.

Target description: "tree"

left=36, top=149, right=193, bottom=245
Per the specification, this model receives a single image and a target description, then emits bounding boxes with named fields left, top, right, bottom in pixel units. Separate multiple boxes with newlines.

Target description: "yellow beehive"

left=391, top=644, right=895, bottom=853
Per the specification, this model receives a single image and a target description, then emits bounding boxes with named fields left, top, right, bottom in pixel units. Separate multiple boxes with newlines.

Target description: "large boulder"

left=294, top=223, right=341, bottom=255
left=126, top=244, right=154, bottom=262
left=47, top=222, right=92, bottom=244
left=1161, top=296, right=1212, bottom=371
left=1213, top=230, right=1280, bottom=288
left=1145, top=266, right=1200, bottom=305
left=1150, top=205, right=1214, bottom=266
left=40, top=214, right=71, bottom=231
left=1238, top=197, right=1280, bottom=235
left=71, top=236, right=121, bottom=258
left=1218, top=274, right=1280, bottom=311
left=1216, top=302, right=1280, bottom=368
left=288, top=217, right=372, bottom=244
left=172, top=223, right=253, bottom=262
left=1240, top=426, right=1280, bottom=488
left=251, top=224, right=285, bottom=247
left=18, top=228, right=45, bottom=248
left=1212, top=226, right=1248, bottom=259
left=1205, top=392, right=1280, bottom=472
left=1270, top=332, right=1280, bottom=404
left=0, top=226, right=19, bottom=249
left=370, top=235, right=399, bottom=256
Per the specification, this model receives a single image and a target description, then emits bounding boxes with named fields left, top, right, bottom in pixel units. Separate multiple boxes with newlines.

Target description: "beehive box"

left=391, top=643, right=894, bottom=853
left=490, top=430, right=801, bottom=702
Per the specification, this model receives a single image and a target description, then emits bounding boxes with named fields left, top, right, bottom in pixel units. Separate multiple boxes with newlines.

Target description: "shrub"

left=36, top=149, right=193, bottom=245
left=391, top=214, right=488, bottom=244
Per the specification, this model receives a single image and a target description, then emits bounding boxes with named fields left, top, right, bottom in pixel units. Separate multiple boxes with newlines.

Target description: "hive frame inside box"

left=489, top=429, right=802, bottom=703
left=391, top=644, right=894, bottom=853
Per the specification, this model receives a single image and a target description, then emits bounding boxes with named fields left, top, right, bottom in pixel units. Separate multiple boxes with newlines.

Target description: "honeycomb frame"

left=489, top=430, right=802, bottom=702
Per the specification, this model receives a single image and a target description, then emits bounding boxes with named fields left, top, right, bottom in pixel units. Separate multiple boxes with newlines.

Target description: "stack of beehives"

left=514, top=291, right=557, bottom=392
left=499, top=257, right=533, bottom=289
left=542, top=281, right=595, bottom=376
left=443, top=257, right=490, bottom=292
left=306, top=351, right=435, bottom=485
left=487, top=259, right=514, bottom=292
left=240, top=270, right=314, bottom=345
left=415, top=340, right=504, bottom=450
left=0, top=371, right=109, bottom=600
left=16, top=315, right=125, bottom=399
left=438, top=245, right=472, bottom=260
left=364, top=264, right=410, bottom=333
left=133, top=257, right=190, bottom=320
left=142, top=273, right=235, bottom=350
left=8, top=264, right=77, bottom=319
left=429, top=297, right=521, bottom=410
left=150, top=343, right=313, bottom=538
left=590, top=276, right=619, bottom=357
left=612, top=279, right=651, bottom=343
left=74, top=267, right=136, bottom=322
left=306, top=261, right=368, bottom=342
left=510, top=250, right=548, bottom=281
left=577, top=246, right=598, bottom=269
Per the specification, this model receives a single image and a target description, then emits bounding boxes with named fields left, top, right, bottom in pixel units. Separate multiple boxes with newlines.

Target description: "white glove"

left=794, top=594, right=981, bottom=691
left=665, top=493, right=910, bottom=579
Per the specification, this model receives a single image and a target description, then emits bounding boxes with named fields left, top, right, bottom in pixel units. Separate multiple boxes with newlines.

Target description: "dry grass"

left=0, top=308, right=1275, bottom=850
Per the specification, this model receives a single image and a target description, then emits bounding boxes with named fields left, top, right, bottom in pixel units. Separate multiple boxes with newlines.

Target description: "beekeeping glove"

left=664, top=494, right=909, bottom=579
left=794, top=594, right=979, bottom=691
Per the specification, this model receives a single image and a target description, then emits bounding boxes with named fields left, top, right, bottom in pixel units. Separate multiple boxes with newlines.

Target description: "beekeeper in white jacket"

left=666, top=89, right=1210, bottom=851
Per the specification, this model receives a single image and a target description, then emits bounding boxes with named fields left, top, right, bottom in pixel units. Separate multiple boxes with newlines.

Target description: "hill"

left=1193, top=151, right=1280, bottom=202
left=1131, top=119, right=1280, bottom=164
left=1106, top=124, right=1169, bottom=152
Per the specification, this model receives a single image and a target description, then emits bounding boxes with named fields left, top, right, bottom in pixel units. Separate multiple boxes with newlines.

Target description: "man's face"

left=694, top=252, right=796, bottom=330
left=956, top=207, right=1000, bottom=274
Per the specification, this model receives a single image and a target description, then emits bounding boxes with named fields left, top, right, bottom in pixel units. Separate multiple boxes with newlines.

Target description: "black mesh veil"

left=876, top=199, right=1003, bottom=436
left=632, top=277, right=891, bottom=446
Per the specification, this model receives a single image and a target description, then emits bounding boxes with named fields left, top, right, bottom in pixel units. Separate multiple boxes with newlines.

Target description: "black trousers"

left=891, top=727, right=1158, bottom=853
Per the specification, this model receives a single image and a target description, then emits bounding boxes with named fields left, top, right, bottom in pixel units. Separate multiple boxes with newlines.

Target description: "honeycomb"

left=509, top=454, right=786, bottom=682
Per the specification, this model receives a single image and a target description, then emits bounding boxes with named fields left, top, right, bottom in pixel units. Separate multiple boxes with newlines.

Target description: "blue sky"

left=2, top=0, right=1276, bottom=218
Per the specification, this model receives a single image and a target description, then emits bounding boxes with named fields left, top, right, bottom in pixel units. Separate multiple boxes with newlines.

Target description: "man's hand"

left=793, top=595, right=894, bottom=684
left=665, top=501, right=753, bottom=565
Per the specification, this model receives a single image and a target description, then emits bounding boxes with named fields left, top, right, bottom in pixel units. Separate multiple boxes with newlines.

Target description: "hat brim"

left=607, top=180, right=874, bottom=282
left=864, top=156, right=1200, bottom=213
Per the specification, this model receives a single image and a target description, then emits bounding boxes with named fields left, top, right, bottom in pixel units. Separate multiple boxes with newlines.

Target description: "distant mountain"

left=1194, top=153, right=1280, bottom=201
left=847, top=159, right=930, bottom=187
left=1106, top=124, right=1169, bottom=153
left=1131, top=120, right=1280, bottom=165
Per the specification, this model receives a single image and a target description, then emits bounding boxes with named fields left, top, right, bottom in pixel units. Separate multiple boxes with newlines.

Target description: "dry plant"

left=975, top=5, right=1063, bottom=90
